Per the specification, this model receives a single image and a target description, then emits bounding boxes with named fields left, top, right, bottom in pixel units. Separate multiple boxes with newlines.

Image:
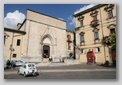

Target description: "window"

left=108, top=10, right=113, bottom=19
left=94, top=31, right=99, bottom=40
left=80, top=32, right=85, bottom=42
left=17, top=39, right=21, bottom=46
left=90, top=10, right=99, bottom=28
left=81, top=49, right=86, bottom=54
left=80, top=20, right=84, bottom=27
left=93, top=15, right=97, bottom=21
left=104, top=4, right=114, bottom=19
left=24, top=65, right=26, bottom=68
left=110, top=29, right=115, bottom=34
left=107, top=24, right=116, bottom=34
left=95, top=47, right=100, bottom=53
left=68, top=42, right=71, bottom=50
left=13, top=54, right=16, bottom=58
left=68, top=46, right=71, bottom=50
left=78, top=16, right=84, bottom=27
left=81, top=35, right=84, bottom=42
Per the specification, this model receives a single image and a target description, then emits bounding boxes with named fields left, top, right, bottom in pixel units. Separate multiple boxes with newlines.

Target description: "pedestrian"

left=44, top=54, right=46, bottom=58
left=6, top=60, right=11, bottom=69
left=49, top=56, right=52, bottom=61
left=94, top=53, right=97, bottom=63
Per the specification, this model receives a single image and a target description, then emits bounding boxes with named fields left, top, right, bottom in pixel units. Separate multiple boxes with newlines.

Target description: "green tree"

left=110, top=33, right=116, bottom=49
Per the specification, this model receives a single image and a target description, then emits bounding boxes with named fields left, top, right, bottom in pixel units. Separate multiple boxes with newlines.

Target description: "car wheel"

left=23, top=72, right=27, bottom=77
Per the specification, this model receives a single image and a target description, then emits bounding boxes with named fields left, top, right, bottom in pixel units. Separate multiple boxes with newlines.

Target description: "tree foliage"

left=102, top=33, right=116, bottom=49
left=102, top=36, right=111, bottom=46
left=110, top=33, right=116, bottom=49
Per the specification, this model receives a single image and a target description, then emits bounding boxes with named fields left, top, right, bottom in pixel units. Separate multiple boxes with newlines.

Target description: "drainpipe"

left=99, top=5, right=106, bottom=62
left=74, top=31, right=76, bottom=59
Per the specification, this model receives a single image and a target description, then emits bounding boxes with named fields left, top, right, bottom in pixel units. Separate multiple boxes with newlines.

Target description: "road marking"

left=4, top=69, right=116, bottom=75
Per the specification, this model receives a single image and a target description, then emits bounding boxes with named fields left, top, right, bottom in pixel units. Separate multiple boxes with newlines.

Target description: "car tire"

left=23, top=72, right=27, bottom=77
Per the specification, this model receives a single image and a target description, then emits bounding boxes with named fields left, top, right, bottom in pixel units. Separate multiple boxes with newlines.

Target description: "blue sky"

left=4, top=4, right=90, bottom=30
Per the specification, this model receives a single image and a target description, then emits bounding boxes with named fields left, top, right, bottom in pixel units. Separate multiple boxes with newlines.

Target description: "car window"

left=20, top=61, right=23, bottom=63
left=28, top=64, right=35, bottom=67
left=24, top=65, right=26, bottom=68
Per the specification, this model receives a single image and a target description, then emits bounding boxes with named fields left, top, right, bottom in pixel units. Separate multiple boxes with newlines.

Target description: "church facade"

left=20, top=9, right=68, bottom=62
left=4, top=9, right=75, bottom=63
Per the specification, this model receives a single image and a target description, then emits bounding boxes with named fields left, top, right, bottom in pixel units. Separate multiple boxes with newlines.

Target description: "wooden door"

left=111, top=49, right=116, bottom=66
left=87, top=51, right=93, bottom=64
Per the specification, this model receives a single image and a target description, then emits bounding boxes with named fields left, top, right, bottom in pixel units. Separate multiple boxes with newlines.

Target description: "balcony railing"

left=90, top=19, right=99, bottom=28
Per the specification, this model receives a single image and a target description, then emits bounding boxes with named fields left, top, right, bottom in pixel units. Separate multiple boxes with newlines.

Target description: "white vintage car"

left=18, top=63, right=38, bottom=77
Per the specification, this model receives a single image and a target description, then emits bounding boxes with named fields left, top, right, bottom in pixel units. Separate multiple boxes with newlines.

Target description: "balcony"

left=90, top=20, right=99, bottom=28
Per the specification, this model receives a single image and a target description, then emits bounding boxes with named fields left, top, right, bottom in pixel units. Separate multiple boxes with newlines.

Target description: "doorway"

left=43, top=45, right=50, bottom=58
left=87, top=51, right=93, bottom=64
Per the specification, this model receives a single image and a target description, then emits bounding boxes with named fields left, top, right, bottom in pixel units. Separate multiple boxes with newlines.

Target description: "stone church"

left=4, top=9, right=75, bottom=63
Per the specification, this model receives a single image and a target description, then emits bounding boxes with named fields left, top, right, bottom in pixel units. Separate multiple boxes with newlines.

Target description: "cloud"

left=4, top=10, right=25, bottom=29
left=68, top=15, right=76, bottom=26
left=74, top=4, right=98, bottom=14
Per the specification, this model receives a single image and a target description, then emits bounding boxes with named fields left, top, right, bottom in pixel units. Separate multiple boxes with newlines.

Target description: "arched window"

left=78, top=16, right=84, bottom=27
left=104, top=4, right=114, bottom=19
left=93, top=28, right=99, bottom=40
left=107, top=24, right=116, bottom=34
left=79, top=32, right=85, bottom=42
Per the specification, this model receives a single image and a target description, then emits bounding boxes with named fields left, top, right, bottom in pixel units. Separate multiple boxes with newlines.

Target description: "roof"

left=4, top=27, right=26, bottom=34
left=74, top=4, right=107, bottom=17
left=27, top=9, right=66, bottom=22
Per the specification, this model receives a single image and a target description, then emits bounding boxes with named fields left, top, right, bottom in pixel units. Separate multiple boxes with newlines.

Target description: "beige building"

left=66, top=30, right=75, bottom=59
left=74, top=4, right=116, bottom=64
left=4, top=28, right=26, bottom=61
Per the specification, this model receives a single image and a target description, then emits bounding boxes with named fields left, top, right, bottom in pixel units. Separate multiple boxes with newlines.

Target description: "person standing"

left=94, top=53, right=97, bottom=63
left=6, top=60, right=11, bottom=69
left=49, top=56, right=52, bottom=61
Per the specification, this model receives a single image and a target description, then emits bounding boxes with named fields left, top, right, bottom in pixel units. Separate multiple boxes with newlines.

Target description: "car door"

left=20, top=65, right=25, bottom=74
left=19, top=65, right=23, bottom=74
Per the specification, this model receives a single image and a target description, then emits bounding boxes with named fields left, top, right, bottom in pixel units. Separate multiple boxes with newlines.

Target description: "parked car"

left=18, top=63, right=38, bottom=77
left=11, top=60, right=23, bottom=67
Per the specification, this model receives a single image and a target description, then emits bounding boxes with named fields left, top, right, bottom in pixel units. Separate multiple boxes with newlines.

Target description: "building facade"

left=4, top=28, right=26, bottom=61
left=74, top=4, right=116, bottom=64
left=66, top=30, right=75, bottom=59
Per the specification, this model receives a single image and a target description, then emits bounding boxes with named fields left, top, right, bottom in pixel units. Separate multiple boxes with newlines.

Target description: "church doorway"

left=43, top=45, right=50, bottom=58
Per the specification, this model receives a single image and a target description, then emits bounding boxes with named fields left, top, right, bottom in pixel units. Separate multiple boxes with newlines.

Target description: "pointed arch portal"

left=41, top=34, right=54, bottom=59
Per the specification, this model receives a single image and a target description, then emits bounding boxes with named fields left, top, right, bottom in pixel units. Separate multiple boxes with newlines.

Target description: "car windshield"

left=28, top=64, right=35, bottom=67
